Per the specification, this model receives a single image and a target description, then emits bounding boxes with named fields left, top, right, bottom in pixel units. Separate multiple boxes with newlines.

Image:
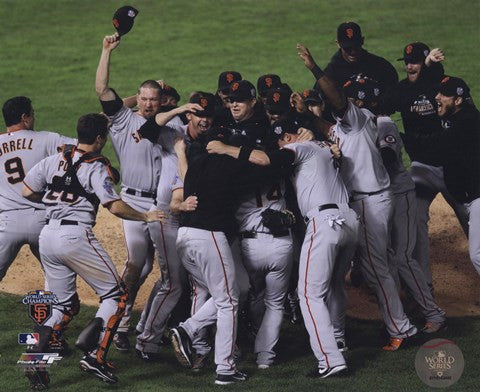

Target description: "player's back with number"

left=0, top=129, right=74, bottom=211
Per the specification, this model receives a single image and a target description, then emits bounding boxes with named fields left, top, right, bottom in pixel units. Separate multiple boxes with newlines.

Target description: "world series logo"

left=415, top=338, right=465, bottom=388
left=22, top=290, right=58, bottom=326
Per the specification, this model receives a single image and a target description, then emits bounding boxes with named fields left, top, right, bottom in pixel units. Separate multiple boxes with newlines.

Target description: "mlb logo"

left=18, top=333, right=39, bottom=345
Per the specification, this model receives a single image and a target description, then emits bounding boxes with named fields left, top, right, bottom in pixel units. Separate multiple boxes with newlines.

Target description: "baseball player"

left=134, top=149, right=186, bottom=360
left=297, top=44, right=418, bottom=351
left=207, top=116, right=360, bottom=377
left=0, top=96, right=75, bottom=281
left=169, top=128, right=281, bottom=385
left=392, top=43, right=469, bottom=290
left=96, top=32, right=164, bottom=350
left=405, top=76, right=480, bottom=275
left=21, top=113, right=166, bottom=388
left=344, top=76, right=446, bottom=333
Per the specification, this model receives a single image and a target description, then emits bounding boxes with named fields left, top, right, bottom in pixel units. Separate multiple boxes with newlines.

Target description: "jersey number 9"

left=4, top=157, right=26, bottom=184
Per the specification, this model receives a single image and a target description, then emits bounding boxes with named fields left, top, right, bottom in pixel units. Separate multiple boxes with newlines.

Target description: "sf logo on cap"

left=226, top=73, right=234, bottom=83
left=265, top=77, right=273, bottom=88
left=231, top=82, right=239, bottom=91
left=303, top=90, right=310, bottom=98
left=406, top=45, right=413, bottom=54
left=346, top=28, right=354, bottom=38
left=273, top=92, right=281, bottom=103
left=200, top=98, right=208, bottom=108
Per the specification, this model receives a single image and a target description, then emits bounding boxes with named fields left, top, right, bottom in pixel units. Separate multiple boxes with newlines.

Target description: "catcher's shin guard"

left=75, top=317, right=103, bottom=353
left=51, top=293, right=80, bottom=353
left=96, top=290, right=128, bottom=364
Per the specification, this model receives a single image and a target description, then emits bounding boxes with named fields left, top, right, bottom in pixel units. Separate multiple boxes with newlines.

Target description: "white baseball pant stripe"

left=176, top=227, right=239, bottom=375
left=350, top=192, right=417, bottom=339
left=136, top=220, right=183, bottom=353
left=298, top=204, right=359, bottom=369
left=389, top=190, right=446, bottom=323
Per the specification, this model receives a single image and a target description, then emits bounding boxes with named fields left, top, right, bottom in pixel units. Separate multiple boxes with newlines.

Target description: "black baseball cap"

left=112, top=6, right=139, bottom=36
left=160, top=84, right=180, bottom=102
left=438, top=76, right=471, bottom=98
left=343, top=76, right=382, bottom=104
left=265, top=87, right=290, bottom=114
left=227, top=80, right=256, bottom=102
left=189, top=92, right=216, bottom=117
left=271, top=116, right=301, bottom=142
left=397, top=42, right=430, bottom=63
left=217, top=71, right=242, bottom=93
left=257, top=74, right=282, bottom=97
left=337, top=22, right=363, bottom=48
left=302, top=89, right=324, bottom=105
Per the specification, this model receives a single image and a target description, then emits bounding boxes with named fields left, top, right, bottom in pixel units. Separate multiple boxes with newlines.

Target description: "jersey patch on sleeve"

left=103, top=177, right=115, bottom=196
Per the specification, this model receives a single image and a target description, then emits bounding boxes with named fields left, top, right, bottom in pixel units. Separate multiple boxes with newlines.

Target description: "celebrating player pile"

left=2, top=9, right=478, bottom=389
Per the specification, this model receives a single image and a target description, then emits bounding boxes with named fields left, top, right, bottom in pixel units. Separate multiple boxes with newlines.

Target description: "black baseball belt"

left=125, top=188, right=156, bottom=199
left=304, top=203, right=339, bottom=223
left=239, top=229, right=290, bottom=239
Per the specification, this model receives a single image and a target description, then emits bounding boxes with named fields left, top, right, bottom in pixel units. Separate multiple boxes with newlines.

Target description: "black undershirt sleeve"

left=99, top=88, right=123, bottom=116
left=138, top=118, right=163, bottom=144
left=267, top=148, right=295, bottom=169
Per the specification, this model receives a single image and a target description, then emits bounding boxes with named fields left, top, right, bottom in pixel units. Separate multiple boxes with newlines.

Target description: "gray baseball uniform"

left=236, top=180, right=293, bottom=367
left=135, top=151, right=185, bottom=354
left=106, top=104, right=163, bottom=333
left=377, top=116, right=445, bottom=324
left=23, top=148, right=126, bottom=360
left=330, top=102, right=417, bottom=340
left=279, top=140, right=359, bottom=369
left=0, top=129, right=75, bottom=281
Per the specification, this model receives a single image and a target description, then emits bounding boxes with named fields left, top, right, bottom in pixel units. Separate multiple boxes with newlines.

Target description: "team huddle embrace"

left=1, top=16, right=479, bottom=389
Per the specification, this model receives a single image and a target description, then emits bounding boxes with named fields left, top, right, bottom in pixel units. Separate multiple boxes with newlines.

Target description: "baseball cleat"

left=382, top=337, right=404, bottom=351
left=192, top=352, right=209, bottom=372
left=318, top=364, right=348, bottom=378
left=113, top=332, right=130, bottom=352
left=170, top=327, right=193, bottom=368
left=257, top=364, right=270, bottom=369
left=215, top=371, right=248, bottom=385
left=336, top=337, right=349, bottom=352
left=421, top=320, right=447, bottom=334
left=135, top=349, right=161, bottom=362
left=24, top=369, right=50, bottom=391
left=79, top=355, right=118, bottom=384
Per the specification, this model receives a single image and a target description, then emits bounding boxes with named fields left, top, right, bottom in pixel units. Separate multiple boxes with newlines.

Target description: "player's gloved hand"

left=261, top=208, right=296, bottom=236
left=180, top=196, right=198, bottom=212
left=103, top=33, right=121, bottom=51
left=425, top=48, right=445, bottom=66
left=296, top=127, right=315, bottom=142
left=144, top=209, right=167, bottom=223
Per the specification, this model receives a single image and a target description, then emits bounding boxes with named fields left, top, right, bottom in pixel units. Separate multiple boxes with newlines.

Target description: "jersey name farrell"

left=0, top=137, right=33, bottom=157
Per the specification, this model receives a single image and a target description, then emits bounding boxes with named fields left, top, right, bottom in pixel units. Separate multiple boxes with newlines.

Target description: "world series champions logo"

left=22, top=290, right=58, bottom=326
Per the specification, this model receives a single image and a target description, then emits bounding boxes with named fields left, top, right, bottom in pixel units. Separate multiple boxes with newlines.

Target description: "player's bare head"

left=336, top=22, right=364, bottom=63
left=2, top=96, right=34, bottom=128
left=271, top=117, right=301, bottom=148
left=398, top=42, right=430, bottom=83
left=436, top=76, right=471, bottom=118
left=186, top=92, right=215, bottom=139
left=226, top=81, right=257, bottom=122
left=343, top=76, right=381, bottom=113
left=77, top=113, right=109, bottom=146
left=137, top=80, right=161, bottom=119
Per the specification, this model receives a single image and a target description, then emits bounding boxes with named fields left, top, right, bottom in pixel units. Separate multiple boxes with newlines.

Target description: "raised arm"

left=296, top=43, right=347, bottom=115
left=154, top=103, right=203, bottom=127
left=96, top=33, right=121, bottom=101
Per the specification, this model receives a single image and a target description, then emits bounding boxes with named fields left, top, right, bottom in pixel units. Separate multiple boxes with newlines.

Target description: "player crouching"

left=22, top=113, right=166, bottom=388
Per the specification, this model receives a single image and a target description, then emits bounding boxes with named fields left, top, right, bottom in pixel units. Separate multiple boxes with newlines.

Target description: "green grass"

left=1, top=292, right=480, bottom=391
left=1, top=1, right=479, bottom=391
left=0, top=0, right=478, bottom=167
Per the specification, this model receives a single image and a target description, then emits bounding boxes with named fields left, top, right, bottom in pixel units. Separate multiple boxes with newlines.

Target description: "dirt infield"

left=1, top=195, right=479, bottom=319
